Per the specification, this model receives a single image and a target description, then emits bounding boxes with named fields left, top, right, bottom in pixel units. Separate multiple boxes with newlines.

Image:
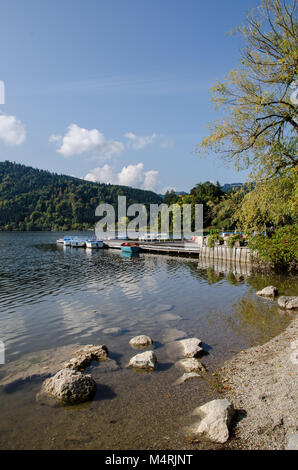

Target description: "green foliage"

left=207, top=232, right=223, bottom=248
left=178, top=181, right=226, bottom=229
left=164, top=189, right=179, bottom=205
left=199, top=0, right=297, bottom=181
left=227, top=234, right=242, bottom=248
left=0, top=161, right=162, bottom=231
left=248, top=225, right=298, bottom=271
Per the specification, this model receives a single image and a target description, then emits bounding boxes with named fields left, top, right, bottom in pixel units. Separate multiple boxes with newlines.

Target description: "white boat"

left=56, top=238, right=64, bottom=244
left=63, top=237, right=73, bottom=246
left=71, top=239, right=86, bottom=247
left=86, top=240, right=104, bottom=249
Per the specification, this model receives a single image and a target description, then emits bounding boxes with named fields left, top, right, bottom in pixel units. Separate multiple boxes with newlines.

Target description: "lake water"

left=0, top=232, right=296, bottom=450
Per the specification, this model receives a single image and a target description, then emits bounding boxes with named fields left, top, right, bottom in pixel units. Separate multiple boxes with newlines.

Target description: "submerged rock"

left=191, top=399, right=234, bottom=443
left=102, top=327, right=123, bottom=336
left=40, top=368, right=96, bottom=405
left=162, top=328, right=187, bottom=343
left=278, top=296, right=298, bottom=310
left=64, top=344, right=108, bottom=371
left=256, top=286, right=278, bottom=297
left=159, top=313, right=182, bottom=322
left=175, top=372, right=201, bottom=385
left=177, top=358, right=207, bottom=373
left=179, top=338, right=204, bottom=358
left=129, top=351, right=157, bottom=370
left=129, top=335, right=153, bottom=349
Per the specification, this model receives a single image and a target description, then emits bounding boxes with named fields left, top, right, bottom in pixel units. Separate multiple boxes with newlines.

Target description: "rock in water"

left=175, top=372, right=201, bottom=385
left=129, top=335, right=153, bottom=349
left=177, top=358, right=207, bottom=373
left=278, top=296, right=298, bottom=310
left=179, top=338, right=204, bottom=357
left=75, top=344, right=109, bottom=361
left=256, top=286, right=278, bottom=297
left=191, top=399, right=234, bottom=443
left=102, top=327, right=122, bottom=336
left=64, top=344, right=108, bottom=370
left=129, top=351, right=157, bottom=370
left=40, top=368, right=96, bottom=404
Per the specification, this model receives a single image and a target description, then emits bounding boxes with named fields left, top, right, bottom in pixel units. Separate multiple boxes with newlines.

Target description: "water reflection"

left=0, top=232, right=296, bottom=364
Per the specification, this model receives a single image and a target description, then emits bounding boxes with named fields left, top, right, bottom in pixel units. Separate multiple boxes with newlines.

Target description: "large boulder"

left=129, top=335, right=153, bottom=349
left=191, top=399, right=234, bottom=443
left=129, top=351, right=157, bottom=370
left=40, top=368, right=96, bottom=404
left=278, top=296, right=298, bottom=310
left=179, top=338, right=204, bottom=358
left=256, top=286, right=278, bottom=297
left=64, top=344, right=108, bottom=371
left=177, top=358, right=207, bottom=373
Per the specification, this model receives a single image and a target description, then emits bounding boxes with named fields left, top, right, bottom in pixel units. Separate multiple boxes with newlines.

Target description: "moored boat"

left=71, top=238, right=86, bottom=247
left=63, top=237, right=73, bottom=246
left=86, top=240, right=104, bottom=249
left=121, top=242, right=140, bottom=254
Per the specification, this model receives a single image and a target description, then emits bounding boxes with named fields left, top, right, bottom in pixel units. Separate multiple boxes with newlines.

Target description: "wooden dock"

left=103, top=240, right=200, bottom=257
left=103, top=240, right=253, bottom=264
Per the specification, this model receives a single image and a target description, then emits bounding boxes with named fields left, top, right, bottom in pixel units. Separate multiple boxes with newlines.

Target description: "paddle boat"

left=63, top=237, right=73, bottom=246
left=120, top=242, right=140, bottom=254
left=86, top=239, right=104, bottom=249
left=71, top=238, right=86, bottom=248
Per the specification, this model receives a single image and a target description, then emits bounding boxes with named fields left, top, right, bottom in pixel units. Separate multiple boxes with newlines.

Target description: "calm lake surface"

left=0, top=232, right=296, bottom=450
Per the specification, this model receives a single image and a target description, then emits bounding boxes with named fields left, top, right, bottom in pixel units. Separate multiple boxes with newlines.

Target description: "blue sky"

left=0, top=0, right=260, bottom=193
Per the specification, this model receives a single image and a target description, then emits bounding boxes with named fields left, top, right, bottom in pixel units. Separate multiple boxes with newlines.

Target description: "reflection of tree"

left=205, top=268, right=224, bottom=285
left=245, top=272, right=298, bottom=296
left=225, top=293, right=291, bottom=347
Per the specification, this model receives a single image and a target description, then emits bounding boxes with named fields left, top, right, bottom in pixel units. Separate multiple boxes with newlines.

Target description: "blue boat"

left=121, top=243, right=140, bottom=254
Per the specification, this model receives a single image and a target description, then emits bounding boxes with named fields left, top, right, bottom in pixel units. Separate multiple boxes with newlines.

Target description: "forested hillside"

left=0, top=161, right=162, bottom=231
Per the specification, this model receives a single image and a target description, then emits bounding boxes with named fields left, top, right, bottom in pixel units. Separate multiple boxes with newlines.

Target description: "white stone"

left=129, top=351, right=157, bottom=370
left=179, top=338, right=204, bottom=357
left=192, top=399, right=234, bottom=443
left=256, top=286, right=278, bottom=297
left=278, top=296, right=298, bottom=309
left=129, top=335, right=153, bottom=349
left=177, top=358, right=207, bottom=373
left=40, top=368, right=96, bottom=404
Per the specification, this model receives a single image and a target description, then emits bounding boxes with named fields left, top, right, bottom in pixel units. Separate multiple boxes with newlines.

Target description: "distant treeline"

left=0, top=161, right=162, bottom=231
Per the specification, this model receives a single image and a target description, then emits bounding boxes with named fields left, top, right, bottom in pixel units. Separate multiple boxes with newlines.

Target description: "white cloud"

left=0, top=114, right=26, bottom=146
left=50, top=124, right=125, bottom=159
left=143, top=170, right=159, bottom=190
left=85, top=163, right=159, bottom=191
left=124, top=132, right=157, bottom=150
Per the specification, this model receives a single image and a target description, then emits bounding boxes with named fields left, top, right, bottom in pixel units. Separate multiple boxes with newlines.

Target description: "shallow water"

left=0, top=232, right=296, bottom=449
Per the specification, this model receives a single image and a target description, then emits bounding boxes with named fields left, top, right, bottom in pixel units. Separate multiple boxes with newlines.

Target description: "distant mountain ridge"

left=0, top=161, right=162, bottom=231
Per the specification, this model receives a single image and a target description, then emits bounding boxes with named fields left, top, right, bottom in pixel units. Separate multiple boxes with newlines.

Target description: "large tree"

left=199, top=0, right=297, bottom=231
left=200, top=0, right=297, bottom=181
